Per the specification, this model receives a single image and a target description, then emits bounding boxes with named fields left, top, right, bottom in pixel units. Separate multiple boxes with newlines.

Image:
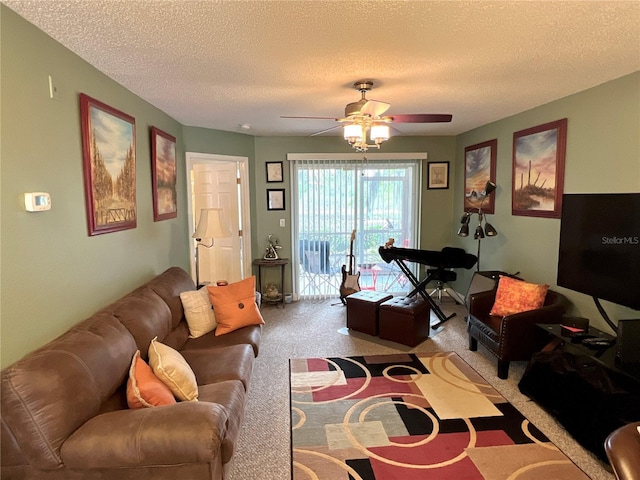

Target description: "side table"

left=252, top=258, right=288, bottom=308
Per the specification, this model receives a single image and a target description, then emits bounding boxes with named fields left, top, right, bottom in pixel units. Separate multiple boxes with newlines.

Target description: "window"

left=289, top=153, right=424, bottom=299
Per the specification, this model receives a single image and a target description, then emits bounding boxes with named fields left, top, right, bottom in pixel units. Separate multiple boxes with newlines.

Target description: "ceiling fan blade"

left=280, top=115, right=338, bottom=120
left=386, top=113, right=453, bottom=123
left=310, top=124, right=343, bottom=136
left=361, top=100, right=391, bottom=117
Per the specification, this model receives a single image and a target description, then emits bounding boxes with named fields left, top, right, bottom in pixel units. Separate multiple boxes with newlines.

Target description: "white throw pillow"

left=148, top=337, right=198, bottom=401
left=180, top=288, right=217, bottom=338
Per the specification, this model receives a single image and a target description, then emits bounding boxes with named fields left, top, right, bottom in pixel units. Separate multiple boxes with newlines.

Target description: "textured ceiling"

left=3, top=1, right=639, bottom=137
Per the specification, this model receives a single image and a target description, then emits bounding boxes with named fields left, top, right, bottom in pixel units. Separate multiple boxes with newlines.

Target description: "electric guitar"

left=340, top=229, right=361, bottom=304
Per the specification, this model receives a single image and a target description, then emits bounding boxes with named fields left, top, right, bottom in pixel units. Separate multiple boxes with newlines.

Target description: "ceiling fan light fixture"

left=343, top=123, right=363, bottom=143
left=370, top=124, right=390, bottom=143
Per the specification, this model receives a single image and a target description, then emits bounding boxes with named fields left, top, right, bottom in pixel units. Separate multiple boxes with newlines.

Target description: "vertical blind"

left=288, top=153, right=425, bottom=299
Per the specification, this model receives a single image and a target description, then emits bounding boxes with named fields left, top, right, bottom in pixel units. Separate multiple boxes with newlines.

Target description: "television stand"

left=518, top=323, right=640, bottom=462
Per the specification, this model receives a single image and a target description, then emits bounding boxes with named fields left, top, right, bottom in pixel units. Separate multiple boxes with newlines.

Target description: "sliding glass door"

left=289, top=153, right=424, bottom=299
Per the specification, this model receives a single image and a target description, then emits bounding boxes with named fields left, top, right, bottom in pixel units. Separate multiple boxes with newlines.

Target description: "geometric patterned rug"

left=290, top=352, right=591, bottom=480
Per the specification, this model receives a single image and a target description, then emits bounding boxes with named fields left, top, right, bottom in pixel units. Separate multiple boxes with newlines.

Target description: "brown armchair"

left=467, top=288, right=568, bottom=379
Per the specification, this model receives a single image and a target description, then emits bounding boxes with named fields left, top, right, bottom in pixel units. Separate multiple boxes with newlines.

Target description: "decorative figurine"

left=265, top=282, right=280, bottom=299
left=264, top=234, right=282, bottom=260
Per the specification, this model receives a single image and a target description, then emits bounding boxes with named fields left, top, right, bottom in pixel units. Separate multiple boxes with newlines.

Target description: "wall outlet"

left=48, top=75, right=60, bottom=101
left=279, top=218, right=285, bottom=227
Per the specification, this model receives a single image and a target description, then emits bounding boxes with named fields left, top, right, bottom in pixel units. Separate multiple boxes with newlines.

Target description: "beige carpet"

left=227, top=297, right=614, bottom=480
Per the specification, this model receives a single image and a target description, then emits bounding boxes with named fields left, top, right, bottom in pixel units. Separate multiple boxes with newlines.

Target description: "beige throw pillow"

left=180, top=288, right=217, bottom=338
left=148, top=337, right=198, bottom=401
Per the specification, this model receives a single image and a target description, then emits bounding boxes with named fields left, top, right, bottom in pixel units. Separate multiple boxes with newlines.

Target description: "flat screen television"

left=557, top=193, right=640, bottom=327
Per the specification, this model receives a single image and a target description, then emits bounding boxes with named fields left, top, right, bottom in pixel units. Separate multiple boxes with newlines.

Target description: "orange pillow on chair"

left=207, top=276, right=264, bottom=336
left=490, top=275, right=549, bottom=317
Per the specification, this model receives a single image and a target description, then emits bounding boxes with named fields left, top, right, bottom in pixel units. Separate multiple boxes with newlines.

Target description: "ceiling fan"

left=281, top=80, right=452, bottom=151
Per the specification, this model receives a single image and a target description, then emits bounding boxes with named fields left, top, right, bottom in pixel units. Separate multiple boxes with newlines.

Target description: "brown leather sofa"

left=1, top=267, right=261, bottom=480
left=467, top=287, right=568, bottom=379
left=605, top=421, right=640, bottom=480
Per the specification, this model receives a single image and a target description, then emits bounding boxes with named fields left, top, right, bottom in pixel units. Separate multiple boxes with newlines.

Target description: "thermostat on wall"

left=24, top=192, right=51, bottom=212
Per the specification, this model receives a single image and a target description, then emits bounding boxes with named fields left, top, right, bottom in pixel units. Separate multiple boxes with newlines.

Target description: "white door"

left=186, top=153, right=251, bottom=285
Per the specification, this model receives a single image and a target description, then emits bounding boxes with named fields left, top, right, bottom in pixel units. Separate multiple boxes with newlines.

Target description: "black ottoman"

left=379, top=296, right=430, bottom=346
left=346, top=291, right=393, bottom=336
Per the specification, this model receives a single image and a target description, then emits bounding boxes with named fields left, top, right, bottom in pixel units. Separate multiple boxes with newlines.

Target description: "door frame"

left=185, top=152, right=252, bottom=281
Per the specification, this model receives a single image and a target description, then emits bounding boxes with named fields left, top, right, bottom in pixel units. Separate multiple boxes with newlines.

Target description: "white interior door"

left=186, top=153, right=251, bottom=284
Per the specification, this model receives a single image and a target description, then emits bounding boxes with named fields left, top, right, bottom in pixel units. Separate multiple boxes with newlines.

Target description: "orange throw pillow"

left=126, top=350, right=177, bottom=409
left=490, top=276, right=549, bottom=317
left=207, top=276, right=264, bottom=336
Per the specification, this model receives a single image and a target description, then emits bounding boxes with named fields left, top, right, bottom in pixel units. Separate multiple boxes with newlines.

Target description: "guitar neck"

left=348, top=230, right=356, bottom=274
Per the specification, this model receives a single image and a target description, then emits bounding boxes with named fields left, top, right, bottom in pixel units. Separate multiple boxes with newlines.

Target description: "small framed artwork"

left=464, top=139, right=497, bottom=214
left=151, top=127, right=177, bottom=221
left=266, top=161, right=284, bottom=182
left=427, top=161, right=449, bottom=189
left=80, top=93, right=136, bottom=236
left=267, top=189, right=285, bottom=210
left=512, top=118, right=567, bottom=218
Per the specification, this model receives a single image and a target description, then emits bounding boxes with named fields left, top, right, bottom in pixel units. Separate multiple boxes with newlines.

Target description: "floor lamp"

left=193, top=208, right=232, bottom=287
left=457, top=181, right=498, bottom=271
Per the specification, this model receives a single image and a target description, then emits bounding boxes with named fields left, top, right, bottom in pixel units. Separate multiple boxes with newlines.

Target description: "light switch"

left=279, top=218, right=285, bottom=227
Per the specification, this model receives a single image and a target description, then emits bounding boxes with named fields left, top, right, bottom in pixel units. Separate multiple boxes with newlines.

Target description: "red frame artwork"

left=151, top=127, right=178, bottom=221
left=80, top=93, right=136, bottom=236
left=512, top=118, right=567, bottom=218
left=464, top=139, right=497, bottom=214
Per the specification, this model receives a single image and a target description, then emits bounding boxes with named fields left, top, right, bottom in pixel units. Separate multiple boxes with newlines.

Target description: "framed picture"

left=151, top=127, right=177, bottom=221
left=464, top=139, right=497, bottom=214
left=512, top=118, right=567, bottom=218
left=80, top=93, right=136, bottom=236
left=267, top=189, right=285, bottom=210
left=266, top=161, right=284, bottom=182
left=426, top=161, right=449, bottom=189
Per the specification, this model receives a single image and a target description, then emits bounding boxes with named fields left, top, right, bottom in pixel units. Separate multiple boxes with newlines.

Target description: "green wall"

left=0, top=6, right=192, bottom=366
left=453, top=72, right=640, bottom=331
left=2, top=4, right=638, bottom=367
left=251, top=135, right=457, bottom=291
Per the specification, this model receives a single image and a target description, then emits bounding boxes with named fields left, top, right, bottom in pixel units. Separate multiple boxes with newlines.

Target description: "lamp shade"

left=193, top=208, right=232, bottom=240
left=457, top=223, right=469, bottom=237
left=370, top=124, right=390, bottom=141
left=474, top=225, right=485, bottom=239
left=485, top=222, right=498, bottom=236
left=484, top=180, right=497, bottom=196
left=343, top=124, right=363, bottom=141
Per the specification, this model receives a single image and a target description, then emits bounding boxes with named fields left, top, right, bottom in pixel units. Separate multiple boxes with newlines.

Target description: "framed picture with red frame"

left=151, top=127, right=177, bottom=221
left=464, top=139, right=497, bottom=214
left=80, top=93, right=136, bottom=236
left=512, top=118, right=567, bottom=219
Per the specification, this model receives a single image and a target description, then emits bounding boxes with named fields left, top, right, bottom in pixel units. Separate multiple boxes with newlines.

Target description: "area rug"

left=290, top=352, right=590, bottom=480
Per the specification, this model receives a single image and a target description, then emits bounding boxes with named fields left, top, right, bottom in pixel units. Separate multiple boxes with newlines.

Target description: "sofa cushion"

left=180, top=288, right=217, bottom=338
left=126, top=350, right=176, bottom=409
left=490, top=275, right=549, bottom=317
left=148, top=338, right=198, bottom=401
left=145, top=266, right=197, bottom=330
left=207, top=277, right=264, bottom=336
left=182, top=324, right=262, bottom=357
left=182, top=344, right=255, bottom=391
